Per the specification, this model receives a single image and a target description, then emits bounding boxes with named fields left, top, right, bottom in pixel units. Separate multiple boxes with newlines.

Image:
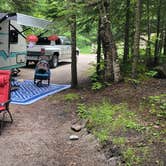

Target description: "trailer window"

left=9, top=30, right=18, bottom=44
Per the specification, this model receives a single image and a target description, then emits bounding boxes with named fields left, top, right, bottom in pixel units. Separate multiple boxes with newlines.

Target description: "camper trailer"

left=0, top=13, right=50, bottom=72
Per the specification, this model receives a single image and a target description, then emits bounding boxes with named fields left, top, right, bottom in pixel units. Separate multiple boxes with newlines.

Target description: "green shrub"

left=143, top=94, right=166, bottom=119
left=91, top=82, right=103, bottom=90
left=76, top=103, right=89, bottom=119
left=145, top=70, right=158, bottom=77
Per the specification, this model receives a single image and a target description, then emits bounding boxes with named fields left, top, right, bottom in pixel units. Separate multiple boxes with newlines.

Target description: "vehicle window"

left=36, top=37, right=51, bottom=45
left=58, top=36, right=71, bottom=45
left=63, top=38, right=71, bottom=45
left=55, top=38, right=61, bottom=45
left=9, top=30, right=18, bottom=44
left=36, top=37, right=62, bottom=45
left=63, top=40, right=71, bottom=45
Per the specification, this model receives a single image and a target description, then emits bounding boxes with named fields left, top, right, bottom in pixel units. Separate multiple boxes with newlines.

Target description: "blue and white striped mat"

left=11, top=80, right=70, bottom=105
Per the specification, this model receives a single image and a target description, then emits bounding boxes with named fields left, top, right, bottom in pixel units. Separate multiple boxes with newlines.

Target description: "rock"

left=71, top=119, right=88, bottom=132
left=154, top=64, right=166, bottom=78
left=69, top=135, right=79, bottom=140
left=81, top=119, right=88, bottom=128
left=154, top=125, right=160, bottom=129
left=107, top=156, right=121, bottom=166
left=71, top=124, right=82, bottom=132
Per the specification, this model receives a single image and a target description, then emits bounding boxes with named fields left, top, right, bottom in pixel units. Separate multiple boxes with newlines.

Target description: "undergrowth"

left=76, top=99, right=165, bottom=165
left=77, top=101, right=143, bottom=143
left=142, top=94, right=166, bottom=119
left=64, top=93, right=80, bottom=101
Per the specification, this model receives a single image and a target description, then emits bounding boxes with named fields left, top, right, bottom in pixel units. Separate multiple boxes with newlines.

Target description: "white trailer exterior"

left=0, top=13, right=50, bottom=70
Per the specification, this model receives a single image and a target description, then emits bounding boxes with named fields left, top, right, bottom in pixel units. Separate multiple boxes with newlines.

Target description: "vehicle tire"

left=76, top=50, right=79, bottom=56
left=26, top=60, right=29, bottom=67
left=50, top=55, right=58, bottom=68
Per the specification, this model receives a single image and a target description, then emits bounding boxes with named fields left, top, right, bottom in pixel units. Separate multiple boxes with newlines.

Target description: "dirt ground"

left=0, top=54, right=108, bottom=166
left=0, top=100, right=108, bottom=166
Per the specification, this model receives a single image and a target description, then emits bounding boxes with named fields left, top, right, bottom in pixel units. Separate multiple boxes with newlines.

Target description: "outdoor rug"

left=11, top=80, right=71, bottom=105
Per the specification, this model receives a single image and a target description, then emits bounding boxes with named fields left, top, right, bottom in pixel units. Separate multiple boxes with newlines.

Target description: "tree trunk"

left=154, top=0, right=161, bottom=66
left=132, top=0, right=142, bottom=78
left=96, top=16, right=102, bottom=78
left=100, top=20, right=114, bottom=82
left=146, top=0, right=151, bottom=66
left=99, top=0, right=121, bottom=82
left=164, top=27, right=166, bottom=55
left=158, top=30, right=164, bottom=56
left=110, top=31, right=122, bottom=82
left=123, top=0, right=130, bottom=64
left=70, top=0, right=77, bottom=88
left=99, top=0, right=113, bottom=82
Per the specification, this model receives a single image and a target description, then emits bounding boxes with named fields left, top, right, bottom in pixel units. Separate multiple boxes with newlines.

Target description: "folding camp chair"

left=0, top=70, right=13, bottom=135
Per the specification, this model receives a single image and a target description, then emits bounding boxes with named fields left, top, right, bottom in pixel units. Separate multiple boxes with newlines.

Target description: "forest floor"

left=1, top=78, right=165, bottom=166
left=0, top=54, right=165, bottom=166
left=48, top=78, right=165, bottom=166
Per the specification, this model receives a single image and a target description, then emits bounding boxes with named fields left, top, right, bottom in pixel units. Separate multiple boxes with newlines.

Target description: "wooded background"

left=1, top=0, right=166, bottom=86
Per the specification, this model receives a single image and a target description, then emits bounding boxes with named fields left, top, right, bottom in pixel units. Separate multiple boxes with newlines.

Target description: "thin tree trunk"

left=158, top=30, right=164, bottom=56
left=132, top=0, right=142, bottom=78
left=154, top=0, right=161, bottom=66
left=146, top=0, right=151, bottom=66
left=123, top=0, right=130, bottom=64
left=96, top=16, right=101, bottom=78
left=164, top=27, right=166, bottom=55
left=70, top=0, right=77, bottom=88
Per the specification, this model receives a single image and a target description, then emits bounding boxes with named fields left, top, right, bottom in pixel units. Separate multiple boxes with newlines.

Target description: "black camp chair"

left=34, top=58, right=51, bottom=86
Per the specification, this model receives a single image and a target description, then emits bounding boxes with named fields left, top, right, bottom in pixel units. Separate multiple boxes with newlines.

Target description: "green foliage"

left=94, top=129, right=109, bottom=143
left=121, top=62, right=132, bottom=77
left=79, top=45, right=91, bottom=54
left=144, top=94, right=166, bottom=119
left=89, top=59, right=107, bottom=91
left=76, top=103, right=89, bottom=119
left=126, top=78, right=140, bottom=85
left=64, top=93, right=80, bottom=101
left=0, top=0, right=11, bottom=12
left=8, top=0, right=37, bottom=14
left=145, top=70, right=158, bottom=77
left=89, top=70, right=103, bottom=91
left=91, top=82, right=103, bottom=91
left=112, top=137, right=126, bottom=146
left=122, top=148, right=141, bottom=166
left=76, top=101, right=143, bottom=143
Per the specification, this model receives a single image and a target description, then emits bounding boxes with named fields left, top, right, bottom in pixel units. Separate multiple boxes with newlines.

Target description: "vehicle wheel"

left=50, top=55, right=58, bottom=68
left=26, top=60, right=29, bottom=67
left=76, top=50, right=79, bottom=56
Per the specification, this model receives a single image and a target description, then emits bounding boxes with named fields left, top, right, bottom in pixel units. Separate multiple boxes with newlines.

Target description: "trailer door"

left=0, top=20, right=10, bottom=68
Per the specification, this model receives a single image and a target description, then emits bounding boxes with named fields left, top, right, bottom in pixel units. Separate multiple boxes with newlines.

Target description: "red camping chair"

left=0, top=70, right=13, bottom=134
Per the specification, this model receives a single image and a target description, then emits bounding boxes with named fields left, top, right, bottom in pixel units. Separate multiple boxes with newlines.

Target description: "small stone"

left=69, top=135, right=79, bottom=140
left=71, top=124, right=82, bottom=132
left=107, top=157, right=121, bottom=166
left=71, top=119, right=88, bottom=132
left=154, top=125, right=160, bottom=129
